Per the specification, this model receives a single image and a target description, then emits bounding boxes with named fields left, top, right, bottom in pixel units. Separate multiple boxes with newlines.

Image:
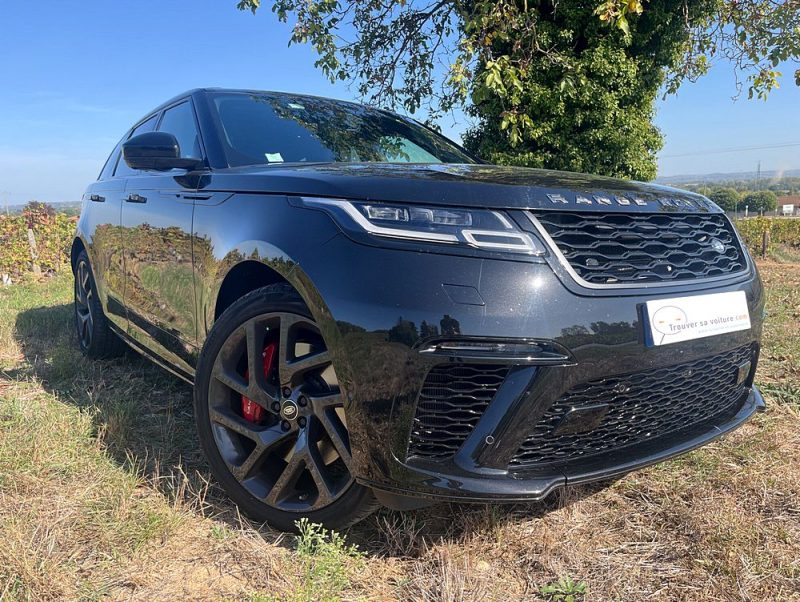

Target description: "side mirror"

left=122, top=132, right=203, bottom=171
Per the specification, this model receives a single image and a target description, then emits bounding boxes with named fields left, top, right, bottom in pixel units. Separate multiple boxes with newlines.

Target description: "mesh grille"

left=408, top=364, right=509, bottom=460
left=532, top=211, right=747, bottom=285
left=509, top=345, right=753, bottom=470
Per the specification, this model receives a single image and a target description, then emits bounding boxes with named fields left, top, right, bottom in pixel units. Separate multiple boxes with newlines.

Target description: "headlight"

left=298, top=197, right=544, bottom=255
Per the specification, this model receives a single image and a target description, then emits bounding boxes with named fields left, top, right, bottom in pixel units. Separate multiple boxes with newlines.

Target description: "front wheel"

left=194, top=284, right=378, bottom=532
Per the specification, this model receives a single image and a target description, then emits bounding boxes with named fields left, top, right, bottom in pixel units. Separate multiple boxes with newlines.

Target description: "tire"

left=73, top=250, right=126, bottom=358
left=194, top=283, right=379, bottom=532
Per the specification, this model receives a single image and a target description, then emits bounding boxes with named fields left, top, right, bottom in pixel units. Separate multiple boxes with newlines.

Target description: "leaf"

left=617, top=15, right=630, bottom=37
left=236, top=0, right=260, bottom=14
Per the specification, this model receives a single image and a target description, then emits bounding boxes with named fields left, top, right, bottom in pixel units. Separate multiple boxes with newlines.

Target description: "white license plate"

left=644, top=291, right=751, bottom=347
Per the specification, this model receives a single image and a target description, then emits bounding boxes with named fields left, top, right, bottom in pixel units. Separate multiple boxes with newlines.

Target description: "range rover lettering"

left=73, top=89, right=765, bottom=531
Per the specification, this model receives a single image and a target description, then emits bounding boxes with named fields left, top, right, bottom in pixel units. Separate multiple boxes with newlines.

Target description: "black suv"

left=73, top=88, right=765, bottom=531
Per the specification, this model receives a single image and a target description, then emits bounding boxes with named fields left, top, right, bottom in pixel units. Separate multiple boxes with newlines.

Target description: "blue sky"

left=0, top=0, right=798, bottom=204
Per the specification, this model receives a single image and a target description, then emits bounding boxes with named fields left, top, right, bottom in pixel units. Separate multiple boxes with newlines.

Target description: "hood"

left=200, top=163, right=719, bottom=213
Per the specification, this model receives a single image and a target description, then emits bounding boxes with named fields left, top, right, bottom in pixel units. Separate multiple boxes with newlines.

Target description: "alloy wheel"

left=207, top=312, right=352, bottom=512
left=74, top=260, right=94, bottom=349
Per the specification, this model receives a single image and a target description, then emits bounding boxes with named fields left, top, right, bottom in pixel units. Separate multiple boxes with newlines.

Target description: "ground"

left=0, top=262, right=798, bottom=601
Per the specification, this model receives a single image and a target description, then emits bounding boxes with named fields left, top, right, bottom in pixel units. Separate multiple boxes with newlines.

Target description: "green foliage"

left=743, top=190, right=778, bottom=213
left=539, top=575, right=588, bottom=601
left=463, top=31, right=664, bottom=179
left=735, top=216, right=800, bottom=255
left=709, top=188, right=741, bottom=212
left=670, top=0, right=800, bottom=100
left=0, top=202, right=75, bottom=280
left=290, top=518, right=363, bottom=602
left=237, top=0, right=799, bottom=180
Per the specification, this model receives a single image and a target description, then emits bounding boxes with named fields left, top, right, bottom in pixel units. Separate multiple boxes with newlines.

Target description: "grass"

left=1, top=263, right=799, bottom=600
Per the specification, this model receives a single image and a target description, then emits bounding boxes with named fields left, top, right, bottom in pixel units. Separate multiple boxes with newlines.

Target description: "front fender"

left=193, top=193, right=343, bottom=343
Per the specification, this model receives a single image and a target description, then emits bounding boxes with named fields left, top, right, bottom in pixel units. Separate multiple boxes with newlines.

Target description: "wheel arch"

left=212, top=259, right=290, bottom=321
left=70, top=236, right=87, bottom=273
left=206, top=241, right=335, bottom=334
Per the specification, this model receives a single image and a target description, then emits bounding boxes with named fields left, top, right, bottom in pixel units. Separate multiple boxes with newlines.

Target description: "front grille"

left=408, top=364, right=509, bottom=460
left=532, top=211, right=747, bottom=285
left=509, top=346, right=753, bottom=470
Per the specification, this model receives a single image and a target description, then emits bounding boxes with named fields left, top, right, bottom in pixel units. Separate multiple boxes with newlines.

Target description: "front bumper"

left=295, top=229, right=765, bottom=505
left=360, top=386, right=765, bottom=508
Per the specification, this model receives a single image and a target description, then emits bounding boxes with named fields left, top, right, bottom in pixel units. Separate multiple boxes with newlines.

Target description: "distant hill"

left=656, top=168, right=800, bottom=187
left=3, top=201, right=82, bottom=216
left=655, top=168, right=800, bottom=196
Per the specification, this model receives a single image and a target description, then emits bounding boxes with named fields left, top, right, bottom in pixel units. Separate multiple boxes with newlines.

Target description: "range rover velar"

left=72, top=88, right=765, bottom=531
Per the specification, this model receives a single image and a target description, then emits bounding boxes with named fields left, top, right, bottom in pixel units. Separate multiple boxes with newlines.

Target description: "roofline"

left=131, top=88, right=413, bottom=129
left=123, top=87, right=479, bottom=166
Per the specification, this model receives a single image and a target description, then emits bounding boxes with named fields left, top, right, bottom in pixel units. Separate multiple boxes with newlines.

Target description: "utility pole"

left=0, top=191, right=11, bottom=216
left=755, top=161, right=762, bottom=216
left=756, top=161, right=761, bottom=191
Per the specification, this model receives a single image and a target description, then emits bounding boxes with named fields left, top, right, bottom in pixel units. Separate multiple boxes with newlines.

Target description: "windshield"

left=210, top=92, right=475, bottom=167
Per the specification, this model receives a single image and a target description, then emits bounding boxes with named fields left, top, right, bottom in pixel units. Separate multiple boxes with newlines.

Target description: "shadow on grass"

left=13, top=302, right=610, bottom=558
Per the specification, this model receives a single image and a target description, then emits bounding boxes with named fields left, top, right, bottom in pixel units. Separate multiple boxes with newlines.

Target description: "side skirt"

left=108, top=322, right=195, bottom=385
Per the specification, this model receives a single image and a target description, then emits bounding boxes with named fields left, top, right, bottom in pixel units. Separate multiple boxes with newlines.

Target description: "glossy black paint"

left=75, top=88, right=765, bottom=507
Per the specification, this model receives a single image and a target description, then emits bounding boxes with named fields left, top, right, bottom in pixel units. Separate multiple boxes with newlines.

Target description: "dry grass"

left=0, top=262, right=799, bottom=601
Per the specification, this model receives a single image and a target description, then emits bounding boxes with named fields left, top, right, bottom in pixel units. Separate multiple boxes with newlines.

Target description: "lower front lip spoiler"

left=361, top=386, right=765, bottom=510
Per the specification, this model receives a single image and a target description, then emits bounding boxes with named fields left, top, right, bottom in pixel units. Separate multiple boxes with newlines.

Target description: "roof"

left=128, top=88, right=387, bottom=133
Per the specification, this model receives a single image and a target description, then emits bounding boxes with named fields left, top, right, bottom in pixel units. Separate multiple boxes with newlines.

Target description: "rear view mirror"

left=122, top=132, right=203, bottom=171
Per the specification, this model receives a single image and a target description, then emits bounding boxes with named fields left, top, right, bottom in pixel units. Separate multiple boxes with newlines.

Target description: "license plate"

left=644, top=291, right=751, bottom=347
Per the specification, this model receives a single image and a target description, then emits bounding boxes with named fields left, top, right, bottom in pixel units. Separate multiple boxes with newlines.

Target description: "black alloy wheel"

left=74, top=258, right=94, bottom=349
left=73, top=250, right=126, bottom=358
left=194, top=284, right=377, bottom=531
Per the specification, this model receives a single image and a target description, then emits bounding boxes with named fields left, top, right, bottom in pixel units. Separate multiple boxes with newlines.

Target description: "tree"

left=743, top=190, right=778, bottom=213
left=387, top=317, right=419, bottom=346
left=708, top=188, right=741, bottom=212
left=237, top=0, right=800, bottom=179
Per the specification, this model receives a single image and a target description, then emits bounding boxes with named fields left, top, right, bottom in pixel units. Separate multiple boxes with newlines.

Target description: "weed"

left=539, top=576, right=588, bottom=601
left=291, top=518, right=363, bottom=602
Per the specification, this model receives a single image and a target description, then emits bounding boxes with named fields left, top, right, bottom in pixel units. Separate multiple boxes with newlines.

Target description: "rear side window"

left=158, top=101, right=202, bottom=159
left=98, top=140, right=122, bottom=180
left=114, top=115, right=159, bottom=177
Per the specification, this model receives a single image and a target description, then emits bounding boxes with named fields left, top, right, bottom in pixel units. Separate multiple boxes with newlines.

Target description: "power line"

left=661, top=141, right=800, bottom=159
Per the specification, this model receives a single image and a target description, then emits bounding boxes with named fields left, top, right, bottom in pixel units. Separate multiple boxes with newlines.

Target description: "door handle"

left=88, top=194, right=105, bottom=202
left=126, top=193, right=147, bottom=203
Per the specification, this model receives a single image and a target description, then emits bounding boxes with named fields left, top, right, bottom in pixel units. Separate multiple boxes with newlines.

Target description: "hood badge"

left=546, top=192, right=710, bottom=210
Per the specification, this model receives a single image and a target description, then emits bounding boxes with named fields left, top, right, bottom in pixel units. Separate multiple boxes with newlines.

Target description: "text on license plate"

left=644, top=291, right=751, bottom=347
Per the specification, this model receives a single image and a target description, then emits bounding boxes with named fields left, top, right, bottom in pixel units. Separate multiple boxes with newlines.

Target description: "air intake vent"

left=408, top=364, right=509, bottom=461
left=510, top=345, right=754, bottom=470
left=531, top=212, right=747, bottom=285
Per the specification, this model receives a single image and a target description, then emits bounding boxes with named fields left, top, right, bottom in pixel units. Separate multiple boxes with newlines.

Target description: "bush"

left=0, top=202, right=75, bottom=280
left=742, top=190, right=778, bottom=213
left=735, top=216, right=800, bottom=255
left=708, top=188, right=740, bottom=212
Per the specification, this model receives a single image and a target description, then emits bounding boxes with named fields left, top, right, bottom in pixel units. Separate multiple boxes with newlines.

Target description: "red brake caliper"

left=242, top=342, right=277, bottom=423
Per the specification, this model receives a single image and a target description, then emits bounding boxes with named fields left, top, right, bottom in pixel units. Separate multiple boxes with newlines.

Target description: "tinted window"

left=211, top=92, right=474, bottom=167
left=158, top=101, right=202, bottom=159
left=114, top=115, right=159, bottom=177
left=98, top=140, right=122, bottom=180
